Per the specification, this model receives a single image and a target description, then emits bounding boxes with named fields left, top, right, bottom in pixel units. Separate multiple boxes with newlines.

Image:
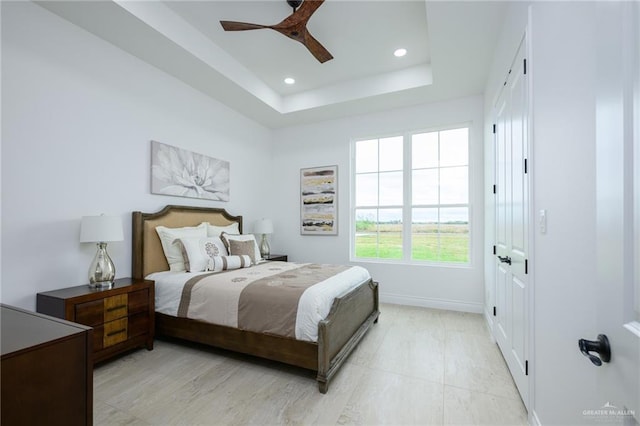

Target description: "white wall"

left=1, top=2, right=273, bottom=309
left=529, top=3, right=600, bottom=423
left=272, top=96, right=485, bottom=312
left=484, top=2, right=602, bottom=424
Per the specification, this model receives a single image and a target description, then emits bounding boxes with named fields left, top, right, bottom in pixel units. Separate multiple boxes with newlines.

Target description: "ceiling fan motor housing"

left=287, top=0, right=303, bottom=10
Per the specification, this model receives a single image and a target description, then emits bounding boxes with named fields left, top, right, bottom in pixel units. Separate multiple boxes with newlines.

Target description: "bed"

left=132, top=205, right=379, bottom=393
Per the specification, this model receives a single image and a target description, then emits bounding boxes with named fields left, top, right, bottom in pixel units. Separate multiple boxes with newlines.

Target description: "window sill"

left=350, top=257, right=473, bottom=269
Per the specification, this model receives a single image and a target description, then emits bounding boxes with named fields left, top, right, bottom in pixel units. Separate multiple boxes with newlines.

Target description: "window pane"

left=379, top=208, right=402, bottom=224
left=355, top=209, right=377, bottom=258
left=379, top=136, right=403, bottom=171
left=378, top=233, right=403, bottom=259
left=439, top=207, right=469, bottom=231
left=412, top=169, right=438, bottom=205
left=412, top=132, right=439, bottom=169
left=439, top=233, right=469, bottom=263
left=412, top=207, right=438, bottom=229
left=355, top=233, right=377, bottom=258
left=411, top=208, right=438, bottom=261
left=356, top=139, right=378, bottom=173
left=440, top=166, right=468, bottom=204
left=379, top=171, right=403, bottom=205
left=355, top=173, right=378, bottom=206
left=440, top=128, right=468, bottom=167
left=378, top=208, right=402, bottom=259
left=355, top=209, right=377, bottom=229
left=439, top=207, right=469, bottom=262
left=412, top=233, right=439, bottom=261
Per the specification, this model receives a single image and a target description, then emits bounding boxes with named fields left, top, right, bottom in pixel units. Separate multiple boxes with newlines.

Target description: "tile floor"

left=94, top=304, right=528, bottom=425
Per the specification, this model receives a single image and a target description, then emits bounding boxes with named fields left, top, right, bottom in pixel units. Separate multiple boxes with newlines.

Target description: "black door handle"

left=578, top=334, right=611, bottom=366
left=497, top=255, right=512, bottom=265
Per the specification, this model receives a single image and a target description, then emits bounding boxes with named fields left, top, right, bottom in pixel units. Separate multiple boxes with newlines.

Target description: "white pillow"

left=206, top=222, right=240, bottom=237
left=210, top=255, right=252, bottom=272
left=220, top=232, right=262, bottom=264
left=176, top=236, right=229, bottom=272
left=156, top=223, right=207, bottom=271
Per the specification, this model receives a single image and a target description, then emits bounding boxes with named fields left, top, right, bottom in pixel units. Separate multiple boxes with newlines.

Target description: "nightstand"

left=1, top=304, right=93, bottom=425
left=37, top=278, right=154, bottom=364
left=263, top=254, right=288, bottom=262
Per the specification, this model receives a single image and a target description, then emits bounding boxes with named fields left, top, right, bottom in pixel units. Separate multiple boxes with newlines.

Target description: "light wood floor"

left=94, top=303, right=528, bottom=425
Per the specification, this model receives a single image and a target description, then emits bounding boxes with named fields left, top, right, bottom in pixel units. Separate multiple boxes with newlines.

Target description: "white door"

left=493, top=35, right=529, bottom=409
left=589, top=1, right=640, bottom=422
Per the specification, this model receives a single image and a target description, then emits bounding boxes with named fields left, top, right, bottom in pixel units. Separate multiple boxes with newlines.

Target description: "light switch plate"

left=539, top=209, right=547, bottom=234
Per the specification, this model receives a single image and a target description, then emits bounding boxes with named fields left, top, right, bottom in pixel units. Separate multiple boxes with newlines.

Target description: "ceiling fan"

left=220, top=0, right=333, bottom=64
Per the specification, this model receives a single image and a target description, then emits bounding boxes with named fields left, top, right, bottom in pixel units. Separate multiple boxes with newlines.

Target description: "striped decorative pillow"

left=209, top=255, right=252, bottom=272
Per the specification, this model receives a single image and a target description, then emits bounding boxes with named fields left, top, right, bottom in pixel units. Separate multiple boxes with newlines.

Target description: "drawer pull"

left=106, top=328, right=126, bottom=337
left=106, top=305, right=127, bottom=313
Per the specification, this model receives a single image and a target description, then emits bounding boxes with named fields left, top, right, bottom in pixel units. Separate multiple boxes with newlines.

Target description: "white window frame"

left=350, top=123, right=473, bottom=267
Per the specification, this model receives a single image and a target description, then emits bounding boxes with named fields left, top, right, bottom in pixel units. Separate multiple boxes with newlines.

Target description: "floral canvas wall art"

left=301, top=165, right=337, bottom=235
left=151, top=141, right=230, bottom=201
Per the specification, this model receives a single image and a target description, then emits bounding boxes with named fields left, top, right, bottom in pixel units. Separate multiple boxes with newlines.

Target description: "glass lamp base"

left=88, top=242, right=116, bottom=288
left=260, top=234, right=270, bottom=257
left=89, top=281, right=114, bottom=290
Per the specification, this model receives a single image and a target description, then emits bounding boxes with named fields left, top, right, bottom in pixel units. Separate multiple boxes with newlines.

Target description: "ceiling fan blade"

left=220, top=21, right=268, bottom=31
left=279, top=0, right=325, bottom=27
left=221, top=0, right=331, bottom=63
left=303, top=31, right=333, bottom=63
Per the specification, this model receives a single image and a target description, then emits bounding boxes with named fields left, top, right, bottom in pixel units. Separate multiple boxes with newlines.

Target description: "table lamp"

left=80, top=215, right=124, bottom=288
left=254, top=218, right=273, bottom=257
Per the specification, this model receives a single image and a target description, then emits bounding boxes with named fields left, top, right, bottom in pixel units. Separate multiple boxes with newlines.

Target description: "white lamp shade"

left=254, top=218, right=274, bottom=235
left=80, top=215, right=124, bottom=243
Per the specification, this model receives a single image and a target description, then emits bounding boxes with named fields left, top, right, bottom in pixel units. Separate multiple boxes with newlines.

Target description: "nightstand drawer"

left=75, top=293, right=130, bottom=325
left=128, top=312, right=150, bottom=338
left=104, top=294, right=128, bottom=322
left=128, top=289, right=149, bottom=314
left=103, top=318, right=128, bottom=347
left=75, top=299, right=103, bottom=326
left=92, top=312, right=150, bottom=351
left=264, top=254, right=288, bottom=262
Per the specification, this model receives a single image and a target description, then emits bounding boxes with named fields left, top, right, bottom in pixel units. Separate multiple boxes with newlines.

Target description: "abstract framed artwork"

left=151, top=140, right=230, bottom=201
left=300, top=165, right=338, bottom=235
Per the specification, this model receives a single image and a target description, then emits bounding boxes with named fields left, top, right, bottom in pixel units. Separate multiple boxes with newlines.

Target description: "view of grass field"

left=355, top=221, right=469, bottom=263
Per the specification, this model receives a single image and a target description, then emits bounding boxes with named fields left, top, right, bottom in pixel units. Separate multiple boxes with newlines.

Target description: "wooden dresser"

left=37, top=278, right=154, bottom=363
left=263, top=254, right=288, bottom=262
left=1, top=304, right=93, bottom=425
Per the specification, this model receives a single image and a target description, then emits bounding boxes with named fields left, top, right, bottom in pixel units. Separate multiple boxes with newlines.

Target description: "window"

left=353, top=127, right=470, bottom=264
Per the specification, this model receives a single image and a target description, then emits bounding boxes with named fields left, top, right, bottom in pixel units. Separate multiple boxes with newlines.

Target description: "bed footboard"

left=316, top=279, right=379, bottom=393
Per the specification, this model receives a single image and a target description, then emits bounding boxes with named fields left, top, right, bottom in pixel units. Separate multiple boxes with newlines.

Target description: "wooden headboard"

left=132, top=205, right=243, bottom=279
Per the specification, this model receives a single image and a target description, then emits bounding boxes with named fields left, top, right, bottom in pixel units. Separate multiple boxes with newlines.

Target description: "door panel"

left=512, top=276, right=527, bottom=373
left=496, top=264, right=509, bottom=343
left=511, top=60, right=527, bottom=256
left=496, top=99, right=508, bottom=254
left=493, top=35, right=530, bottom=409
left=594, top=1, right=640, bottom=421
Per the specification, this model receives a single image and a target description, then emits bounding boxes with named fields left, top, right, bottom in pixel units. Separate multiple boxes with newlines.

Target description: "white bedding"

left=147, top=262, right=371, bottom=342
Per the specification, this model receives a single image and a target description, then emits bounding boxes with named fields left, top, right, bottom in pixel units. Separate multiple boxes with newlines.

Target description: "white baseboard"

left=379, top=292, right=484, bottom=314
left=530, top=409, right=542, bottom=426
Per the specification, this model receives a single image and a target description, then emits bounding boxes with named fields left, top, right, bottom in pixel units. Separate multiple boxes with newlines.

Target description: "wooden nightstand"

left=37, top=278, right=154, bottom=364
left=263, top=254, right=288, bottom=262
left=1, top=304, right=93, bottom=425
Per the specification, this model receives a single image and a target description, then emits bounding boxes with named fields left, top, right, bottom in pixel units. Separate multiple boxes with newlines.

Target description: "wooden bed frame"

left=132, top=205, right=379, bottom=393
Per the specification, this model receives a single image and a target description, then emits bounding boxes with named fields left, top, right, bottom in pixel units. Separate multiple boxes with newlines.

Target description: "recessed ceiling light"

left=284, top=77, right=296, bottom=85
left=394, top=48, right=407, bottom=58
